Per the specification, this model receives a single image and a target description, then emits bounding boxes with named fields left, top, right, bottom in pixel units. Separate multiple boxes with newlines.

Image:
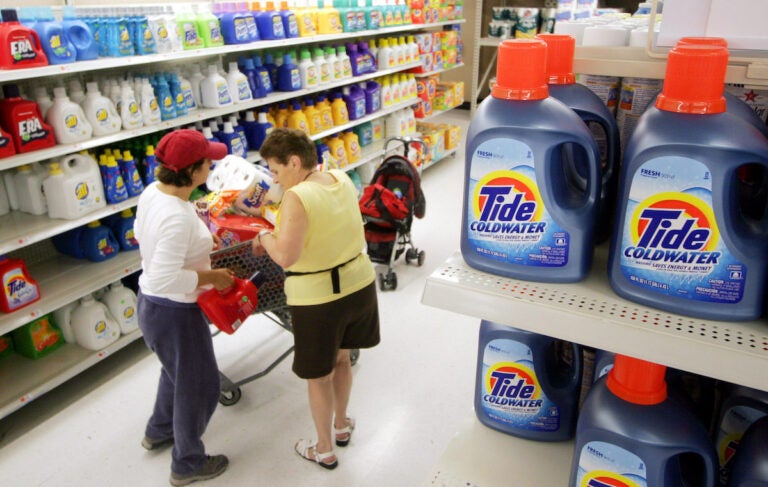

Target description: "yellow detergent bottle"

left=326, top=134, right=348, bottom=167
left=304, top=98, right=324, bottom=135
left=331, top=92, right=350, bottom=126
left=275, top=102, right=291, bottom=128
left=316, top=95, right=335, bottom=130
left=342, top=131, right=361, bottom=164
left=287, top=100, right=310, bottom=135
left=317, top=0, right=342, bottom=34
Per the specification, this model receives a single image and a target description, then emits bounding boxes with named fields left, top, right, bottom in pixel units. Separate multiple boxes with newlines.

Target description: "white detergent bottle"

left=120, top=81, right=144, bottom=129
left=175, top=70, right=197, bottom=111
left=81, top=81, right=122, bottom=136
left=140, top=79, right=162, bottom=126
left=101, top=281, right=139, bottom=334
left=0, top=176, right=9, bottom=216
left=71, top=294, right=121, bottom=351
left=46, top=86, right=94, bottom=144
left=53, top=301, right=79, bottom=343
left=188, top=64, right=205, bottom=107
left=201, top=64, right=233, bottom=108
left=13, top=164, right=47, bottom=215
left=68, top=79, right=86, bottom=104
left=35, top=86, right=54, bottom=119
left=44, top=154, right=106, bottom=220
left=226, top=62, right=253, bottom=104
left=2, top=172, right=18, bottom=211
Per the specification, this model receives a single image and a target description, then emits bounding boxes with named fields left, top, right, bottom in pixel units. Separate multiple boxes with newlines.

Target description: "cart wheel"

left=378, top=272, right=386, bottom=291
left=386, top=270, right=398, bottom=290
left=417, top=250, right=426, bottom=267
left=219, top=387, right=242, bottom=406
left=350, top=348, right=360, bottom=366
left=405, top=248, right=417, bottom=264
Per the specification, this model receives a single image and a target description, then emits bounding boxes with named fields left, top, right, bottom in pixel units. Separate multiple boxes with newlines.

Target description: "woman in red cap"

left=252, top=128, right=380, bottom=470
left=134, top=129, right=235, bottom=486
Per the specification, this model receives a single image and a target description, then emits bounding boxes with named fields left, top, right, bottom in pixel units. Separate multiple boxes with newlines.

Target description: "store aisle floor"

left=0, top=110, right=480, bottom=487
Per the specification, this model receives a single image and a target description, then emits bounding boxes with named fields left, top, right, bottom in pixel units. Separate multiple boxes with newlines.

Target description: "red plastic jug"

left=197, top=272, right=265, bottom=334
left=0, top=8, right=48, bottom=69
left=0, top=255, right=41, bottom=313
left=0, top=84, right=56, bottom=153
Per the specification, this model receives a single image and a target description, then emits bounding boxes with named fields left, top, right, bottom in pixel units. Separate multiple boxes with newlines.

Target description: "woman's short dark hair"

left=155, top=159, right=206, bottom=187
left=260, top=128, right=318, bottom=169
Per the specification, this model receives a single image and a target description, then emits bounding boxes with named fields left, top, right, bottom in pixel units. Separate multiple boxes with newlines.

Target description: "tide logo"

left=75, top=182, right=89, bottom=201
left=483, top=362, right=543, bottom=408
left=5, top=273, right=29, bottom=298
left=470, top=170, right=546, bottom=235
left=624, top=193, right=721, bottom=265
left=581, top=471, right=639, bottom=487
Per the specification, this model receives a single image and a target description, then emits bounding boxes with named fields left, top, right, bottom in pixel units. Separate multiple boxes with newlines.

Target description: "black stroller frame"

left=361, top=137, right=427, bottom=291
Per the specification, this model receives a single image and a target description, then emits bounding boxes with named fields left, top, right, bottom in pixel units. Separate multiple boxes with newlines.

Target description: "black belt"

left=284, top=254, right=361, bottom=294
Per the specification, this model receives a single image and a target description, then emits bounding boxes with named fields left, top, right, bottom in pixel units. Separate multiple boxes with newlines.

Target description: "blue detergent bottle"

left=537, top=33, right=621, bottom=244
left=80, top=220, right=120, bottom=262
left=239, top=1, right=259, bottom=41
left=155, top=75, right=177, bottom=121
left=119, top=150, right=144, bottom=197
left=475, top=320, right=582, bottom=441
left=102, top=155, right=129, bottom=203
left=221, top=121, right=246, bottom=158
left=728, top=415, right=768, bottom=487
left=279, top=0, right=299, bottom=38
left=277, top=52, right=302, bottom=92
left=143, top=144, right=158, bottom=185
left=715, top=385, right=768, bottom=486
left=252, top=54, right=274, bottom=95
left=241, top=58, right=264, bottom=99
left=167, top=73, right=188, bottom=117
left=263, top=52, right=279, bottom=87
left=34, top=7, right=76, bottom=64
left=250, top=109, right=273, bottom=151
left=255, top=1, right=285, bottom=40
left=61, top=6, right=98, bottom=61
left=461, top=39, right=601, bottom=283
left=52, top=226, right=86, bottom=258
left=228, top=115, right=248, bottom=152
left=220, top=2, right=250, bottom=45
left=569, top=354, right=718, bottom=486
left=111, top=208, right=139, bottom=251
left=607, top=44, right=768, bottom=321
left=131, top=10, right=156, bottom=55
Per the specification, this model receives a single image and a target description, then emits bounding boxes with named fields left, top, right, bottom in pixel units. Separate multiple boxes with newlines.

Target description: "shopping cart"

left=208, top=240, right=292, bottom=406
left=208, top=240, right=359, bottom=405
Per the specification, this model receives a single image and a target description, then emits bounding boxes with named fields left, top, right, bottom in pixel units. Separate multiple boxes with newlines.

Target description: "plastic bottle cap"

left=606, top=354, right=667, bottom=405
left=53, top=86, right=68, bottom=99
left=491, top=39, right=549, bottom=101
left=87, top=221, right=101, bottom=228
left=146, top=145, right=155, bottom=156
left=655, top=44, right=728, bottom=114
left=677, top=37, right=728, bottom=48
left=48, top=163, right=63, bottom=175
left=120, top=208, right=133, bottom=217
left=124, top=150, right=133, bottom=160
left=536, top=34, right=576, bottom=85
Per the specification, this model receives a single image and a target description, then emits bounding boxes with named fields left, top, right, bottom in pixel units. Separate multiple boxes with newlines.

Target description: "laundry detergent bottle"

left=81, top=81, right=122, bottom=136
left=728, top=415, right=768, bottom=487
left=43, top=154, right=106, bottom=220
left=714, top=385, right=768, bottom=485
left=0, top=8, right=48, bottom=69
left=475, top=320, right=582, bottom=441
left=0, top=255, right=41, bottom=313
left=46, top=86, right=93, bottom=144
left=70, top=294, right=120, bottom=350
left=461, top=39, right=601, bottom=282
left=0, top=84, right=56, bottom=153
left=537, top=33, right=620, bottom=244
left=101, top=280, right=139, bottom=334
left=607, top=44, right=768, bottom=321
left=569, top=354, right=718, bottom=486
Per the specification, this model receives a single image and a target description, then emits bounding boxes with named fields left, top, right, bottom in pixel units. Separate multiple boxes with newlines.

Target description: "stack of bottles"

left=52, top=211, right=136, bottom=263
left=412, top=27, right=462, bottom=73
left=462, top=35, right=768, bottom=321
left=409, top=0, right=462, bottom=24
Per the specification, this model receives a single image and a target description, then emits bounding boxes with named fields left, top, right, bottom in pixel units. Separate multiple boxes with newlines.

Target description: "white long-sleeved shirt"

left=134, top=183, right=213, bottom=303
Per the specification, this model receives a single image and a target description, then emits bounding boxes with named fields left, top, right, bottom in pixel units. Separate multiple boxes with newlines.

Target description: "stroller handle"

left=384, top=136, right=427, bottom=156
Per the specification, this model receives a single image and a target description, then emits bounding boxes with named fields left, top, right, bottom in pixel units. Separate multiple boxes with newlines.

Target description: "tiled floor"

left=0, top=110, right=480, bottom=487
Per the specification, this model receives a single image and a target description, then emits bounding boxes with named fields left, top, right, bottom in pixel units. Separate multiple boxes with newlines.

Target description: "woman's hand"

left=212, top=233, right=223, bottom=251
left=198, top=268, right=236, bottom=291
left=252, top=230, right=269, bottom=256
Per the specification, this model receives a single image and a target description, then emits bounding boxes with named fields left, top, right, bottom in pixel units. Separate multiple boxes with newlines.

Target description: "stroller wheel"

left=219, top=387, right=242, bottom=406
left=405, top=248, right=418, bottom=264
left=417, top=250, right=426, bottom=267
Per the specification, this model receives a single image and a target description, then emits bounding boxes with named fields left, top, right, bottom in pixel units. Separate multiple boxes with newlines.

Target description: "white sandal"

left=295, top=439, right=338, bottom=470
left=334, top=417, right=355, bottom=447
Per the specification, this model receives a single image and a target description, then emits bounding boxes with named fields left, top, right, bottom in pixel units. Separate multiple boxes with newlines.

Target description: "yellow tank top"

left=279, top=169, right=374, bottom=305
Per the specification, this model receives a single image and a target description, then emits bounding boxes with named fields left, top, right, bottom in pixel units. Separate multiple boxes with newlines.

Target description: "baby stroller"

left=359, top=137, right=427, bottom=291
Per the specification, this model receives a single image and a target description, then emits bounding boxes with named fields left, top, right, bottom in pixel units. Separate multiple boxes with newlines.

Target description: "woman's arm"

left=255, top=191, right=307, bottom=268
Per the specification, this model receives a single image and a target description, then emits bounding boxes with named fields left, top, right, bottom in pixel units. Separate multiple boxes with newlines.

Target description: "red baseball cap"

left=156, top=129, right=228, bottom=172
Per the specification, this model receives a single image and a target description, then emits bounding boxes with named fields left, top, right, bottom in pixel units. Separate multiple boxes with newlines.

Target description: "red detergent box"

left=209, top=214, right=273, bottom=248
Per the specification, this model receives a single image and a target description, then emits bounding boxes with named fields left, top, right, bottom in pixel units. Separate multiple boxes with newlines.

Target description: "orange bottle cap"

left=655, top=44, right=728, bottom=114
left=491, top=39, right=549, bottom=101
left=536, top=33, right=576, bottom=85
left=606, top=354, right=667, bottom=405
left=677, top=36, right=728, bottom=48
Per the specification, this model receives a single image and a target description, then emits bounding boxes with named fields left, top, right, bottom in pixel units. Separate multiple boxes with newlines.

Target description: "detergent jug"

left=101, top=281, right=139, bottom=334
left=728, top=415, right=768, bottom=487
left=715, top=385, right=768, bottom=485
left=43, top=154, right=106, bottom=220
left=13, top=164, right=47, bottom=215
left=81, top=81, right=122, bottom=136
left=0, top=8, right=48, bottom=69
left=11, top=314, right=63, bottom=359
left=46, top=86, right=93, bottom=144
left=197, top=272, right=265, bottom=334
left=71, top=294, right=121, bottom=350
left=80, top=220, right=120, bottom=262
left=0, top=255, right=41, bottom=313
left=0, top=84, right=56, bottom=153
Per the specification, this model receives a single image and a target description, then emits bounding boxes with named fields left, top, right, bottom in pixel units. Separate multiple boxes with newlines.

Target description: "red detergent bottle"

left=0, top=84, right=56, bottom=154
left=0, top=8, right=48, bottom=69
left=198, top=271, right=266, bottom=334
left=0, top=255, right=41, bottom=313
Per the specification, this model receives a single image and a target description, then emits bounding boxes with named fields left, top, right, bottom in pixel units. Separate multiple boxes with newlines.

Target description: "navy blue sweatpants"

left=137, top=293, right=220, bottom=475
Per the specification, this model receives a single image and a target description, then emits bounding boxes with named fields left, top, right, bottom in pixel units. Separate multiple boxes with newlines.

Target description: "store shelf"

left=310, top=97, right=419, bottom=141
left=0, top=197, right=139, bottom=255
left=423, top=416, right=573, bottom=486
left=422, top=148, right=457, bottom=171
left=0, top=251, right=141, bottom=336
left=417, top=104, right=461, bottom=121
left=0, top=329, right=143, bottom=419
left=411, top=62, right=465, bottom=78
left=0, top=20, right=465, bottom=84
left=421, top=247, right=768, bottom=392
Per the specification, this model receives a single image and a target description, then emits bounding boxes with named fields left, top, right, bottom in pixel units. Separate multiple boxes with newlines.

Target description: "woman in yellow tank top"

left=252, top=128, right=380, bottom=470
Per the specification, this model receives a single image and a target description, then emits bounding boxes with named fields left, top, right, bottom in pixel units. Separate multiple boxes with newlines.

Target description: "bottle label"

left=245, top=17, right=258, bottom=39
left=355, top=99, right=366, bottom=118
left=118, top=24, right=133, bottom=55
left=74, top=181, right=93, bottom=206
left=3, top=268, right=39, bottom=308
left=237, top=80, right=251, bottom=101
left=306, top=66, right=318, bottom=86
left=287, top=16, right=299, bottom=37
left=95, top=108, right=111, bottom=128
left=63, top=113, right=83, bottom=135
left=479, top=338, right=560, bottom=432
left=10, top=36, right=39, bottom=63
left=715, top=405, right=767, bottom=485
left=467, top=139, right=570, bottom=267
left=17, top=117, right=50, bottom=147
left=272, top=16, right=285, bottom=37
left=290, top=68, right=301, bottom=89
left=320, top=63, right=330, bottom=83
left=209, top=22, right=223, bottom=43
left=575, top=441, right=647, bottom=486
left=230, top=136, right=245, bottom=157
left=619, top=157, right=745, bottom=303
left=97, top=235, right=118, bottom=258
left=216, top=81, right=232, bottom=105
left=259, top=72, right=273, bottom=92
left=234, top=18, right=249, bottom=41
left=182, top=23, right=200, bottom=46
left=48, top=34, right=72, bottom=58
left=342, top=59, right=352, bottom=78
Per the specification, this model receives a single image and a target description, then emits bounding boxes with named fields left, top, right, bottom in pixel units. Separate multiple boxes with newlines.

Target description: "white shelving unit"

left=411, top=62, right=465, bottom=78
left=0, top=17, right=466, bottom=419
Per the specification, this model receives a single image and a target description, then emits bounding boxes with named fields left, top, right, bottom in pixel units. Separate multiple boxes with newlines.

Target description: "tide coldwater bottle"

left=607, top=44, right=768, bottom=321
left=461, top=39, right=601, bottom=282
left=569, top=354, right=718, bottom=486
left=475, top=320, right=582, bottom=441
